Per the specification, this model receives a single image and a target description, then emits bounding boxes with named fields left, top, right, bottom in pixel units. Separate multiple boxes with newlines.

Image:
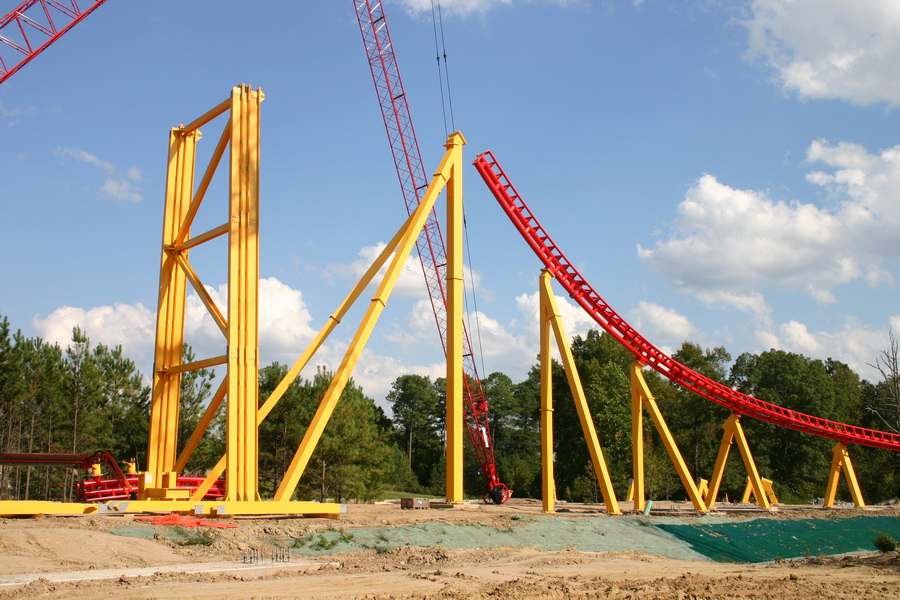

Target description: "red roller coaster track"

left=474, top=150, right=900, bottom=453
left=0, top=0, right=110, bottom=84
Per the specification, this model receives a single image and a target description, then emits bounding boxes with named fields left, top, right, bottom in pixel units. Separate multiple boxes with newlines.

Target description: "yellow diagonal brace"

left=172, top=253, right=227, bottom=337
left=175, top=118, right=232, bottom=246
left=175, top=376, right=227, bottom=474
left=272, top=132, right=467, bottom=502
left=541, top=270, right=620, bottom=514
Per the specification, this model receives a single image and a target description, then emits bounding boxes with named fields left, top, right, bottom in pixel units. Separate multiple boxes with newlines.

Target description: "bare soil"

left=1, top=501, right=899, bottom=599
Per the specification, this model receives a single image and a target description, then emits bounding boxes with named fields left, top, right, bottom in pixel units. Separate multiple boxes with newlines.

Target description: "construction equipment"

left=0, top=451, right=225, bottom=502
left=0, top=0, right=110, bottom=84
left=354, top=0, right=510, bottom=504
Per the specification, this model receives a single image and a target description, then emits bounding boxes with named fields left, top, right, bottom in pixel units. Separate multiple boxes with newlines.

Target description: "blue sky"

left=2, top=0, right=899, bottom=408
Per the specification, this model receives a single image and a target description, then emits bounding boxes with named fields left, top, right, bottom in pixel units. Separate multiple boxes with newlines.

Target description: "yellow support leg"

left=824, top=443, right=866, bottom=508
left=631, top=363, right=707, bottom=512
left=540, top=271, right=620, bottom=514
left=539, top=272, right=556, bottom=513
left=742, top=477, right=778, bottom=506
left=445, top=134, right=465, bottom=504
left=225, top=84, right=263, bottom=503
left=631, top=373, right=645, bottom=512
left=705, top=414, right=770, bottom=509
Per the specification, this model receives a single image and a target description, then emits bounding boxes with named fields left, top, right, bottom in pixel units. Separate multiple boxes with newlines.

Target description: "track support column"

left=705, top=414, right=770, bottom=509
left=539, top=272, right=556, bottom=513
left=146, top=124, right=197, bottom=490
left=445, top=132, right=466, bottom=504
left=631, top=362, right=707, bottom=512
left=539, top=271, right=620, bottom=514
left=824, top=443, right=865, bottom=508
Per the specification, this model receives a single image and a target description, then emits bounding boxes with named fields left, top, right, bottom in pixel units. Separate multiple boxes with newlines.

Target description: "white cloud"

left=0, top=101, right=30, bottom=127
left=745, top=0, right=900, bottom=105
left=639, top=139, right=900, bottom=304
left=627, top=301, right=698, bottom=342
left=758, top=316, right=899, bottom=382
left=32, top=303, right=156, bottom=368
left=327, top=242, right=429, bottom=300
left=29, top=276, right=460, bottom=407
left=54, top=147, right=144, bottom=202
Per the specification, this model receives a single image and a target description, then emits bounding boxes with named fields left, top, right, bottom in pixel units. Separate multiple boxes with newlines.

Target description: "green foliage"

left=387, top=374, right=443, bottom=490
left=874, top=533, right=897, bottom=552
left=2, top=309, right=899, bottom=507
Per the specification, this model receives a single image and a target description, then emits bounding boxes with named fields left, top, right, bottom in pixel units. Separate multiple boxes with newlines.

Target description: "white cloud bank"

left=639, top=139, right=900, bottom=306
left=30, top=275, right=489, bottom=405
left=636, top=138, right=900, bottom=381
left=745, top=0, right=900, bottom=105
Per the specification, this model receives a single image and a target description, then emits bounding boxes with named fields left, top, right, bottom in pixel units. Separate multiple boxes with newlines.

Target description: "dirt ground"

left=1, top=500, right=899, bottom=599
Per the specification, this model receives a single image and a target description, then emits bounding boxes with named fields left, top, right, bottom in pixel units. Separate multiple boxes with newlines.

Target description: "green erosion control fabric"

left=656, top=515, right=900, bottom=563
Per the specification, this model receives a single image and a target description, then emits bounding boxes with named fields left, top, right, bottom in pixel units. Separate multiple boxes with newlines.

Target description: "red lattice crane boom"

left=0, top=0, right=110, bottom=84
left=474, top=150, right=900, bottom=452
left=354, top=0, right=510, bottom=503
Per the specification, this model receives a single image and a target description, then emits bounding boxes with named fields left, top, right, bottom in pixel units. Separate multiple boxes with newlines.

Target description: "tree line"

left=1, top=313, right=898, bottom=504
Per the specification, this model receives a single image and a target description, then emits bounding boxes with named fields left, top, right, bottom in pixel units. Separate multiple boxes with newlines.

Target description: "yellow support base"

left=104, top=500, right=345, bottom=517
left=0, top=500, right=344, bottom=518
left=0, top=501, right=98, bottom=517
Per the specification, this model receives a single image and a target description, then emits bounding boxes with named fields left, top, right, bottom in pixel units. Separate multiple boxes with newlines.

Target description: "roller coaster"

left=474, top=150, right=900, bottom=454
left=1, top=1, right=897, bottom=516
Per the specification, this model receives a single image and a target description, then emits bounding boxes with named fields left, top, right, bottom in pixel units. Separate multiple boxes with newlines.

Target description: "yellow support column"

left=445, top=133, right=466, bottom=504
left=540, top=271, right=620, bottom=514
left=539, top=271, right=556, bottom=513
left=705, top=414, right=770, bottom=509
left=145, top=125, right=197, bottom=489
left=631, top=363, right=707, bottom=512
left=225, top=84, right=263, bottom=502
left=824, top=443, right=866, bottom=508
left=631, top=368, right=645, bottom=512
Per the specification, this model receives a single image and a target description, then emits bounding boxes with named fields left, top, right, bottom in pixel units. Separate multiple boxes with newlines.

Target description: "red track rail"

left=355, top=0, right=509, bottom=502
left=0, top=0, right=110, bottom=84
left=474, top=150, right=900, bottom=452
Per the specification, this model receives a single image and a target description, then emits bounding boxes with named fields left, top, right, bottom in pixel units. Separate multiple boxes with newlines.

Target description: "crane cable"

left=431, top=0, right=456, bottom=136
left=430, top=1, right=487, bottom=379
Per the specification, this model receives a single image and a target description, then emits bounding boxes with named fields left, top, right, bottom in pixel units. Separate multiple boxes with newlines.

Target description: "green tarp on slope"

left=656, top=515, right=900, bottom=562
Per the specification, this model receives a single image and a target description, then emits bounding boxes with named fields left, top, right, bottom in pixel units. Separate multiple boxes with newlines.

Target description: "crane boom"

left=354, top=0, right=510, bottom=503
left=0, top=0, right=110, bottom=84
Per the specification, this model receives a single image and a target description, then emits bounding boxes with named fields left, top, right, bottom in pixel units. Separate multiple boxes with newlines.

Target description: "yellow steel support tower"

left=824, top=443, right=866, bottom=508
left=705, top=414, right=771, bottom=509
left=141, top=85, right=266, bottom=506
left=630, top=362, right=707, bottom=512
left=539, top=270, right=620, bottom=514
